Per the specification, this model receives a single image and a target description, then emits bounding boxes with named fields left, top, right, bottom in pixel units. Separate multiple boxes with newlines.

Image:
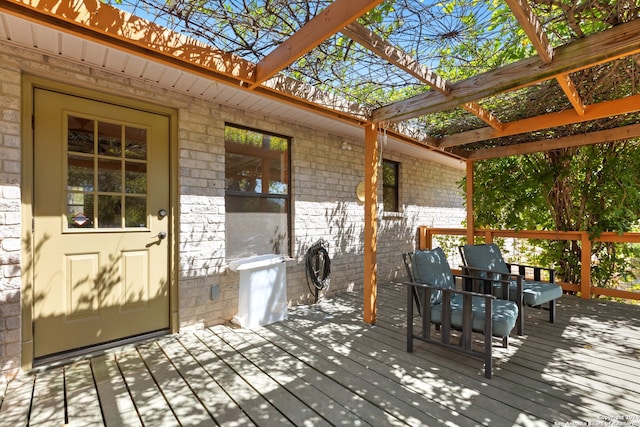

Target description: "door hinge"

left=32, top=217, right=35, bottom=233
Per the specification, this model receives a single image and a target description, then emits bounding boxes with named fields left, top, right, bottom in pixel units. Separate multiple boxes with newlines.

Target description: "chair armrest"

left=401, top=280, right=499, bottom=300
left=455, top=266, right=523, bottom=301
left=506, top=263, right=555, bottom=283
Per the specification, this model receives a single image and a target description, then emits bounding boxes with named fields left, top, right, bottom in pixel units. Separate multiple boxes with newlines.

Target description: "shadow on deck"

left=1, top=283, right=639, bottom=426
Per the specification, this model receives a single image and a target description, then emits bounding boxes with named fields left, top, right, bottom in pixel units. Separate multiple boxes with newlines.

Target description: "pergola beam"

left=250, top=0, right=384, bottom=89
left=371, top=18, right=640, bottom=123
left=504, top=0, right=585, bottom=115
left=438, top=93, right=640, bottom=148
left=342, top=22, right=504, bottom=131
left=467, top=123, right=640, bottom=161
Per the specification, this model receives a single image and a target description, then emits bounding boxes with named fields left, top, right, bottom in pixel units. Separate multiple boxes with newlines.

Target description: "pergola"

left=3, top=0, right=640, bottom=324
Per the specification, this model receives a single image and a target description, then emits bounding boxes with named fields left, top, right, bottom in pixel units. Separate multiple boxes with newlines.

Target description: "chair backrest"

left=409, top=247, right=456, bottom=305
left=460, top=243, right=510, bottom=276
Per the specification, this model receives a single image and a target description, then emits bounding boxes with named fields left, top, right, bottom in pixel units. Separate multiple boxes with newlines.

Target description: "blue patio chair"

left=402, top=247, right=520, bottom=379
left=459, top=243, right=562, bottom=333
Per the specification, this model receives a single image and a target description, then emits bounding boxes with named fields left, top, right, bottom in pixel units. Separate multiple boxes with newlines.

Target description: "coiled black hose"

left=305, top=239, right=331, bottom=300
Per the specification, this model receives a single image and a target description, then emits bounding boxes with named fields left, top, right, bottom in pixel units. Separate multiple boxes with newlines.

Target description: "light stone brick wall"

left=0, top=41, right=466, bottom=387
left=0, top=48, right=23, bottom=390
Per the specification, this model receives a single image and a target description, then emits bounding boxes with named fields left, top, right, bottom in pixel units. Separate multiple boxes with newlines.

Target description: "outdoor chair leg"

left=484, top=331, right=493, bottom=379
left=407, top=285, right=414, bottom=352
left=549, top=299, right=556, bottom=323
left=517, top=301, right=524, bottom=336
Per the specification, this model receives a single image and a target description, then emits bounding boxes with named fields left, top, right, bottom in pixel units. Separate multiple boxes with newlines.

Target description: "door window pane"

left=98, top=159, right=122, bottom=192
left=98, top=122, right=122, bottom=156
left=67, top=193, right=94, bottom=228
left=125, top=126, right=147, bottom=160
left=125, top=162, right=146, bottom=194
left=68, top=154, right=94, bottom=191
left=98, top=195, right=122, bottom=228
left=125, top=196, right=146, bottom=227
left=67, top=116, right=94, bottom=154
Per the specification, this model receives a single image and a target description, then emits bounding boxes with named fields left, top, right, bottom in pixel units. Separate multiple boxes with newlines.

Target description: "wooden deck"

left=2, top=283, right=640, bottom=426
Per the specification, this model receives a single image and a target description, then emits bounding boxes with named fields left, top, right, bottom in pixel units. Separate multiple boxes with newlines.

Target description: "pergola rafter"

left=504, top=0, right=586, bottom=116
left=468, top=123, right=640, bottom=161
left=249, top=0, right=384, bottom=89
left=341, top=22, right=505, bottom=131
left=372, top=18, right=640, bottom=124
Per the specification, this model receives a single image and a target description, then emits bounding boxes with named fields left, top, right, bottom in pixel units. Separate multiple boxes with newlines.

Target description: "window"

left=225, top=124, right=290, bottom=259
left=382, top=159, right=399, bottom=212
left=66, top=115, right=148, bottom=230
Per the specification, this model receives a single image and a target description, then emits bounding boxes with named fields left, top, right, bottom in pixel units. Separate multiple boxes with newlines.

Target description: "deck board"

left=2, top=283, right=640, bottom=426
left=115, top=347, right=179, bottom=426
left=137, top=340, right=217, bottom=427
left=91, top=354, right=143, bottom=427
left=28, top=366, right=66, bottom=426
left=0, top=375, right=33, bottom=427
left=64, top=360, right=104, bottom=426
left=211, top=325, right=368, bottom=426
left=180, top=331, right=288, bottom=426
left=156, top=336, right=254, bottom=426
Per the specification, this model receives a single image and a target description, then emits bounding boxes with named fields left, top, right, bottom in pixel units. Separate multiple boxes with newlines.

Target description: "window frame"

left=224, top=123, right=292, bottom=258
left=382, top=158, right=400, bottom=212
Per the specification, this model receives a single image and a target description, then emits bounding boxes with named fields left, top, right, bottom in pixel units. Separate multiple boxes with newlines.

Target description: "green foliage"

left=467, top=142, right=640, bottom=286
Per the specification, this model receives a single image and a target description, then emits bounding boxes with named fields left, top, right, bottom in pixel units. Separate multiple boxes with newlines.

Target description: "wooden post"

left=466, top=160, right=475, bottom=244
left=580, top=232, right=592, bottom=299
left=364, top=123, right=378, bottom=325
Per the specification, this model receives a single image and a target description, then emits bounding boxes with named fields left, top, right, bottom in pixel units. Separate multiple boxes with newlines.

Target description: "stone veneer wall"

left=0, top=41, right=465, bottom=387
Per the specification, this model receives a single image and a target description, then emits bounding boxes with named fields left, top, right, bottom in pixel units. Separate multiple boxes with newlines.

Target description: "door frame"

left=20, top=75, right=179, bottom=371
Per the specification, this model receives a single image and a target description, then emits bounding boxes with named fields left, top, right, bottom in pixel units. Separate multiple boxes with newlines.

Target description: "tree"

left=469, top=141, right=640, bottom=286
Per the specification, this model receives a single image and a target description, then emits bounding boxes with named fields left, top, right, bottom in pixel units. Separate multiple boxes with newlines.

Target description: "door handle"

left=147, top=231, right=167, bottom=248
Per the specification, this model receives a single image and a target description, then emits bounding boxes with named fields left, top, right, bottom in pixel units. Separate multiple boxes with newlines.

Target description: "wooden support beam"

left=504, top=0, right=586, bottom=116
left=372, top=18, right=640, bottom=123
left=467, top=123, right=640, bottom=161
left=580, top=234, right=592, bottom=299
left=364, top=123, right=379, bottom=325
left=439, top=93, right=640, bottom=148
left=504, top=0, right=553, bottom=63
left=342, top=22, right=503, bottom=130
left=556, top=72, right=586, bottom=116
left=466, top=161, right=475, bottom=245
left=250, top=0, right=384, bottom=89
